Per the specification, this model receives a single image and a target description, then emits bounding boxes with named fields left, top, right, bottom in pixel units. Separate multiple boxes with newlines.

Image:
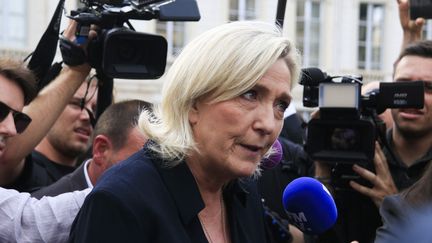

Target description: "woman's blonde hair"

left=139, top=21, right=300, bottom=166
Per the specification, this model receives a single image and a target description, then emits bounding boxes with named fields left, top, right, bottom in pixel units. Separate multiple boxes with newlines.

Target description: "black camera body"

left=300, top=67, right=425, bottom=165
left=410, top=0, right=432, bottom=20
left=70, top=0, right=200, bottom=79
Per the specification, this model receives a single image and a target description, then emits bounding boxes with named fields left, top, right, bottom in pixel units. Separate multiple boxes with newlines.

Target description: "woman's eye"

left=276, top=100, right=289, bottom=112
left=242, top=90, right=258, bottom=100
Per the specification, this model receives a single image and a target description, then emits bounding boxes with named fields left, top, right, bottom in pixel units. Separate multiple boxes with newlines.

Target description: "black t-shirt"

left=384, top=130, right=432, bottom=190
left=5, top=150, right=76, bottom=192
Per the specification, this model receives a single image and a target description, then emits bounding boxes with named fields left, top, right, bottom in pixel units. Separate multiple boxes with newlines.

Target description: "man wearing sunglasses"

left=0, top=59, right=37, bottom=157
left=0, top=21, right=97, bottom=193
left=0, top=100, right=151, bottom=243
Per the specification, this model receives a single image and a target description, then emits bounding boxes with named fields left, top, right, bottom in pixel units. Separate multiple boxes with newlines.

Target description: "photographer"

left=354, top=39, right=432, bottom=239
left=0, top=20, right=96, bottom=191
left=309, top=1, right=431, bottom=241
left=314, top=41, right=432, bottom=243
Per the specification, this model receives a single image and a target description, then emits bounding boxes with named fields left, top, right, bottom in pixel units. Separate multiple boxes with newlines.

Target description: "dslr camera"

left=68, top=0, right=200, bottom=79
left=300, top=68, right=424, bottom=165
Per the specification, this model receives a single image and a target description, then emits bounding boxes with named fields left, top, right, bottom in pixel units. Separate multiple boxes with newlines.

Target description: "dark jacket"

left=31, top=162, right=88, bottom=199
left=375, top=195, right=432, bottom=243
left=68, top=144, right=269, bottom=243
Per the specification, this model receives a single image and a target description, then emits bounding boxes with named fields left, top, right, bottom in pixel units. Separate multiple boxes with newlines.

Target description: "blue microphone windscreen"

left=282, top=177, right=337, bottom=234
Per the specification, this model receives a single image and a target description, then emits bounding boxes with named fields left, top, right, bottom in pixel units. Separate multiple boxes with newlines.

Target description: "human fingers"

left=373, top=142, right=388, bottom=178
left=349, top=179, right=375, bottom=198
left=63, top=20, right=79, bottom=41
left=352, top=164, right=378, bottom=185
left=415, top=17, right=426, bottom=28
left=398, top=0, right=409, bottom=27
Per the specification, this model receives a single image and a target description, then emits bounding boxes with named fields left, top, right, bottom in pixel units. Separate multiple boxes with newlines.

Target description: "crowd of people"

left=0, top=0, right=430, bottom=242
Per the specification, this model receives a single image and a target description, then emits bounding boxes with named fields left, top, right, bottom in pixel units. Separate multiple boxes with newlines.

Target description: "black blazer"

left=31, top=162, right=88, bottom=199
left=68, top=145, right=269, bottom=243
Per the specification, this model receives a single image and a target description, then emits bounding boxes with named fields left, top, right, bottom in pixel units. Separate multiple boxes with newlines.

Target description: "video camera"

left=300, top=67, right=424, bottom=165
left=68, top=0, right=200, bottom=79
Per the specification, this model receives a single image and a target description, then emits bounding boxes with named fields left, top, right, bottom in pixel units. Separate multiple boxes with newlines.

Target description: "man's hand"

left=60, top=20, right=98, bottom=72
left=398, top=0, right=425, bottom=50
left=350, top=142, right=398, bottom=208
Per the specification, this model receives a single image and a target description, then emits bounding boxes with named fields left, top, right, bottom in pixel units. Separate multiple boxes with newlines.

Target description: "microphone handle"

left=262, top=200, right=292, bottom=241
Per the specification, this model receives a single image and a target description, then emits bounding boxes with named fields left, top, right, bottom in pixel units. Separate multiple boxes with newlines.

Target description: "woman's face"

left=188, top=59, right=292, bottom=180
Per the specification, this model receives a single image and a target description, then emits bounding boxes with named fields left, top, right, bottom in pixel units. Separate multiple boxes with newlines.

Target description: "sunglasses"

left=0, top=101, right=32, bottom=134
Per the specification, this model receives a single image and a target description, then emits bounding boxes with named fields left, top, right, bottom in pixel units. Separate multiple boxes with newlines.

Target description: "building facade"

left=0, top=0, right=426, bottom=110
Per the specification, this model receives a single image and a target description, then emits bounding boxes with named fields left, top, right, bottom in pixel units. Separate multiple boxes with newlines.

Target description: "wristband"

left=59, top=36, right=87, bottom=66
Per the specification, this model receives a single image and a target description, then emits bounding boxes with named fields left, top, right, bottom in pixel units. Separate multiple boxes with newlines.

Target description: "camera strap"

left=27, top=0, right=65, bottom=91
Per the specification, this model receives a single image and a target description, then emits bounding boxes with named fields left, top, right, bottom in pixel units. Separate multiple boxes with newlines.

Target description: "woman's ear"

left=189, top=102, right=200, bottom=125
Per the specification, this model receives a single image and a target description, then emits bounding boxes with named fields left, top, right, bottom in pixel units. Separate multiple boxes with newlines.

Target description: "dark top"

left=319, top=129, right=432, bottom=243
left=259, top=137, right=313, bottom=218
left=279, top=113, right=306, bottom=145
left=384, top=130, right=432, bottom=190
left=68, top=143, right=269, bottom=243
left=258, top=137, right=313, bottom=243
left=31, top=162, right=88, bottom=199
left=5, top=150, right=76, bottom=193
left=375, top=195, right=432, bottom=243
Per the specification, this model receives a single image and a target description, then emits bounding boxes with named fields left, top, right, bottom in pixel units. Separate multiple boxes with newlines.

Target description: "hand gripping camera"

left=300, top=68, right=424, bottom=165
left=69, top=0, right=200, bottom=79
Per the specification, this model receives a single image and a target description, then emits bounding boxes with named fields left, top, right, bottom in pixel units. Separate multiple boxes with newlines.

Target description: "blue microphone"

left=282, top=177, right=337, bottom=234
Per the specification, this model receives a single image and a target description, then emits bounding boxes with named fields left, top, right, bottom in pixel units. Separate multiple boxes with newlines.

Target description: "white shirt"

left=82, top=159, right=94, bottom=189
left=0, top=187, right=90, bottom=243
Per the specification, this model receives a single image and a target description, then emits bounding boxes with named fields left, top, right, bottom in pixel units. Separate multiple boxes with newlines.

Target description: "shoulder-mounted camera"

left=300, top=67, right=424, bottom=164
left=68, top=0, right=200, bottom=79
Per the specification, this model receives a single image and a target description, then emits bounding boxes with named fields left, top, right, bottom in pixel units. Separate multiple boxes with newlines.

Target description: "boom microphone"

left=261, top=139, right=283, bottom=169
left=282, top=177, right=337, bottom=234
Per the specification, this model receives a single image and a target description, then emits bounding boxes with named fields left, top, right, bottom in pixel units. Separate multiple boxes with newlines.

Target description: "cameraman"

left=353, top=38, right=432, bottom=237
left=315, top=41, right=432, bottom=243
left=351, top=0, right=431, bottom=223
left=0, top=20, right=96, bottom=191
